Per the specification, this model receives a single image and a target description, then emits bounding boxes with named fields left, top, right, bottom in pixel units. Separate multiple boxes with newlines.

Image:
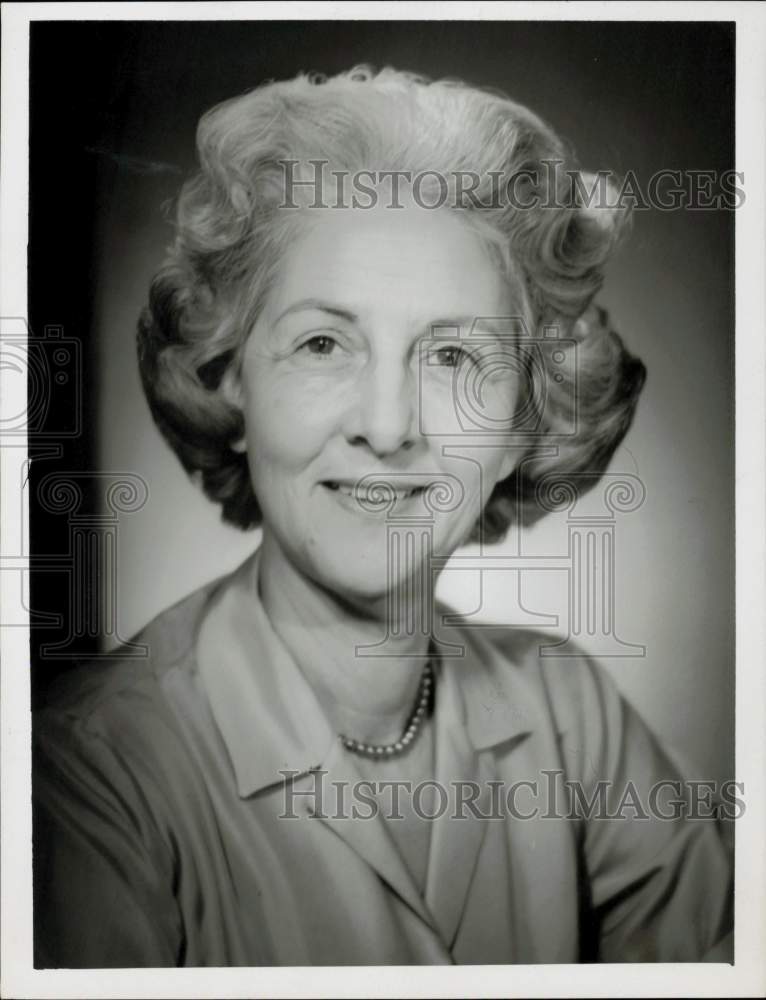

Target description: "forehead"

left=267, top=205, right=511, bottom=324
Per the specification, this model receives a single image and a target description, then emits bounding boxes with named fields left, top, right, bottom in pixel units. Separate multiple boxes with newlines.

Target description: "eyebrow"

left=424, top=317, right=525, bottom=349
left=428, top=316, right=491, bottom=333
left=273, top=299, right=358, bottom=326
left=272, top=300, right=512, bottom=340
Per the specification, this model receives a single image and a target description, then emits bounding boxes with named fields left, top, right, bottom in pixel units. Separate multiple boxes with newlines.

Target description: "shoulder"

left=442, top=612, right=633, bottom=772
left=34, top=559, right=247, bottom=771
left=451, top=616, right=621, bottom=717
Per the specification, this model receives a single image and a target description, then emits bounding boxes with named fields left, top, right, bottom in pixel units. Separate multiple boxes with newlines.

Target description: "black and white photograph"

left=2, top=3, right=765, bottom=997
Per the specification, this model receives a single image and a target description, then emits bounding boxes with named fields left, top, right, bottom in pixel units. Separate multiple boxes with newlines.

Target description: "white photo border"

left=2, top=2, right=764, bottom=997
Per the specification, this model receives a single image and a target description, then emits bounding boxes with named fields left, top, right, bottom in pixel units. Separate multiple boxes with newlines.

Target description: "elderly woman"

left=33, top=67, right=732, bottom=967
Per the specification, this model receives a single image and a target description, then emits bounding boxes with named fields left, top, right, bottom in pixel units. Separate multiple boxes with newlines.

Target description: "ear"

left=219, top=365, right=244, bottom=409
left=498, top=447, right=518, bottom=484
left=219, top=367, right=247, bottom=454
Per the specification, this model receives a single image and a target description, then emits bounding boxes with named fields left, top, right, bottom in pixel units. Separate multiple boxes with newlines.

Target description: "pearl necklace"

left=339, top=661, right=434, bottom=758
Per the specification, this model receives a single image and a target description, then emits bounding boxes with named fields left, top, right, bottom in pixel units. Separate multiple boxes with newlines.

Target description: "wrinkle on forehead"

left=262, top=204, right=516, bottom=335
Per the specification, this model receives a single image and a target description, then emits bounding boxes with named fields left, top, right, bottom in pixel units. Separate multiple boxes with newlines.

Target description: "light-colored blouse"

left=33, top=548, right=732, bottom=967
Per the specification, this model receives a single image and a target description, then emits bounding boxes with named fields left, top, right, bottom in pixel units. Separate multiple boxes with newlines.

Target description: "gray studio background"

left=80, top=22, right=733, bottom=785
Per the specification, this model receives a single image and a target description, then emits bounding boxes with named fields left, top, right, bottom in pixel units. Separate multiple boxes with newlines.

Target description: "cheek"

left=242, top=374, right=344, bottom=466
left=436, top=445, right=514, bottom=516
left=420, top=383, right=463, bottom=435
left=464, top=371, right=519, bottom=431
left=421, top=368, right=518, bottom=437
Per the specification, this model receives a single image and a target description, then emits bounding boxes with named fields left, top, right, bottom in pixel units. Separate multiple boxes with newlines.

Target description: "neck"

left=257, top=530, right=433, bottom=745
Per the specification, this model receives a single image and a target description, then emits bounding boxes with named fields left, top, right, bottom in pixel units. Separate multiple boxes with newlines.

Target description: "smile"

left=323, top=481, right=425, bottom=502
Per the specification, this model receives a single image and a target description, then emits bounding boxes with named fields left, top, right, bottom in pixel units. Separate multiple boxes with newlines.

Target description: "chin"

left=293, top=516, right=470, bottom=605
left=308, top=543, right=431, bottom=607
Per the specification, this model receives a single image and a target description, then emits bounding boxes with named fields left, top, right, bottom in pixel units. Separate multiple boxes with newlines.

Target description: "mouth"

left=322, top=481, right=426, bottom=502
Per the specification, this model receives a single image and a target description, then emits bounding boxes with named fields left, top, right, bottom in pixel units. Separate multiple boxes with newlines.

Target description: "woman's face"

left=236, top=203, right=521, bottom=601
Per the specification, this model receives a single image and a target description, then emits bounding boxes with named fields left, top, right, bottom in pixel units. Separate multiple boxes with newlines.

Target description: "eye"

left=300, top=334, right=338, bottom=358
left=430, top=344, right=471, bottom=368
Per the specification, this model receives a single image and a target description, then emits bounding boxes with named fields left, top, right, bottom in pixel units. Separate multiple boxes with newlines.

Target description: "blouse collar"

left=196, top=547, right=539, bottom=798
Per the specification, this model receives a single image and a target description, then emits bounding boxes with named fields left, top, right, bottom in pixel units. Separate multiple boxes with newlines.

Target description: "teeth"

left=326, top=482, right=422, bottom=500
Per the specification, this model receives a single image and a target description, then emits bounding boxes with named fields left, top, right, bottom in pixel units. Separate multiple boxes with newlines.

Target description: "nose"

left=343, top=355, right=418, bottom=457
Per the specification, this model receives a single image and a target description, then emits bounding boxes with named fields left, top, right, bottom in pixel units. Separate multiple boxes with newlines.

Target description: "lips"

left=323, top=481, right=425, bottom=502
